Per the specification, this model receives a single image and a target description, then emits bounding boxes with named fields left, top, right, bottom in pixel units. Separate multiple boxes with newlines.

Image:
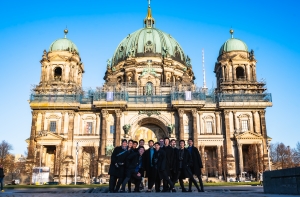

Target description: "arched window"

left=236, top=67, right=245, bottom=80
left=54, top=67, right=62, bottom=81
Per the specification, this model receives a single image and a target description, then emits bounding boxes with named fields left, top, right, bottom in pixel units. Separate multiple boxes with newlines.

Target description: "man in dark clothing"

left=120, top=146, right=145, bottom=193
left=125, top=140, right=135, bottom=192
left=132, top=141, right=138, bottom=152
left=137, top=139, right=145, bottom=190
left=170, top=139, right=178, bottom=183
left=108, top=139, right=129, bottom=193
left=152, top=142, right=176, bottom=193
left=161, top=137, right=173, bottom=192
left=173, top=140, right=201, bottom=192
left=143, top=140, right=155, bottom=192
left=187, top=138, right=204, bottom=192
left=0, top=164, right=5, bottom=192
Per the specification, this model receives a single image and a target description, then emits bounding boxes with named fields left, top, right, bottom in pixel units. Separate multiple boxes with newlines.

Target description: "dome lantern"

left=144, top=0, right=155, bottom=28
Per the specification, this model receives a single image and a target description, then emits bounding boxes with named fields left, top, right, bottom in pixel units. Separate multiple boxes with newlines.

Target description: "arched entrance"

left=131, top=117, right=169, bottom=148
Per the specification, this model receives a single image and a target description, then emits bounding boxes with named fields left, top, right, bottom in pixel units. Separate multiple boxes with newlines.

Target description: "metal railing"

left=29, top=91, right=272, bottom=104
left=217, top=93, right=272, bottom=102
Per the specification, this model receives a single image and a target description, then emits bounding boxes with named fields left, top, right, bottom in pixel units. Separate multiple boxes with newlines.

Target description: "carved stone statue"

left=146, top=83, right=153, bottom=95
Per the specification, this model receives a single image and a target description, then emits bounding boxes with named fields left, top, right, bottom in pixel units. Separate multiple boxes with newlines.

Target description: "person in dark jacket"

left=152, top=142, right=176, bottom=193
left=143, top=140, right=155, bottom=192
left=120, top=146, right=145, bottom=193
left=108, top=139, right=129, bottom=193
left=161, top=137, right=173, bottom=192
left=124, top=139, right=135, bottom=192
left=0, top=164, right=5, bottom=192
left=173, top=140, right=201, bottom=192
left=170, top=139, right=178, bottom=183
left=187, top=138, right=204, bottom=192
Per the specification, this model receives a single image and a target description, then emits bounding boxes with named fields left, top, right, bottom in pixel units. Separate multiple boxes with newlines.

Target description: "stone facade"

left=26, top=4, right=272, bottom=183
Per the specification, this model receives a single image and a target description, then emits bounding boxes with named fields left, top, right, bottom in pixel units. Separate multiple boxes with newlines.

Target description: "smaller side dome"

left=49, top=29, right=79, bottom=53
left=219, top=29, right=248, bottom=55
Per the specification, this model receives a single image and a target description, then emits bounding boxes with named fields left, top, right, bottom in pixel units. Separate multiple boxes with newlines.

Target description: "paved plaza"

left=0, top=186, right=297, bottom=197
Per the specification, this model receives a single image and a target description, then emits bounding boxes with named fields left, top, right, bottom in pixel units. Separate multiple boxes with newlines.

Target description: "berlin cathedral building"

left=26, top=3, right=272, bottom=183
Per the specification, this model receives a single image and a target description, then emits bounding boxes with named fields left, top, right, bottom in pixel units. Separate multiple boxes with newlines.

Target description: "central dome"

left=111, top=27, right=187, bottom=67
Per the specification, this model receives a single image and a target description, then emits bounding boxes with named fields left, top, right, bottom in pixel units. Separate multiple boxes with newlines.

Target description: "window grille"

left=206, top=121, right=213, bottom=133
left=110, top=125, right=115, bottom=134
left=50, top=121, right=56, bottom=132
left=86, top=122, right=93, bottom=134
left=241, top=120, right=248, bottom=132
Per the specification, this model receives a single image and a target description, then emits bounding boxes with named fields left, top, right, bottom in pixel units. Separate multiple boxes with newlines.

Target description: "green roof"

left=111, top=28, right=186, bottom=67
left=219, top=38, right=248, bottom=55
left=49, top=38, right=79, bottom=53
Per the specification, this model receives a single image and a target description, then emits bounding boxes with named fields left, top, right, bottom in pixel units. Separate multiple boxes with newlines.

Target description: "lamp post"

left=266, top=141, right=271, bottom=171
left=75, top=142, right=78, bottom=185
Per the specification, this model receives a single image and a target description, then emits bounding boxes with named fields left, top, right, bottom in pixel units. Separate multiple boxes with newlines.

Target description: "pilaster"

left=100, top=110, right=109, bottom=156
left=178, top=109, right=184, bottom=140
left=192, top=109, right=198, bottom=147
left=115, top=110, right=122, bottom=147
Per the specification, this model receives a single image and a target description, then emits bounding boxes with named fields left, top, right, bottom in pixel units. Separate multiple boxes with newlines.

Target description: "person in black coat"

left=124, top=140, right=135, bottom=192
left=187, top=138, right=204, bottom=192
left=0, top=164, right=5, bottom=192
left=173, top=140, right=201, bottom=192
left=108, top=139, right=129, bottom=193
left=152, top=142, right=176, bottom=193
left=120, top=146, right=145, bottom=192
left=161, top=137, right=174, bottom=192
left=143, top=140, right=155, bottom=192
left=170, top=139, right=178, bottom=183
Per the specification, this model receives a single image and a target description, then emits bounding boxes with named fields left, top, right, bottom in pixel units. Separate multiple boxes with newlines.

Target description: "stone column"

left=96, top=113, right=100, bottom=135
left=244, top=64, right=248, bottom=81
left=257, top=144, right=263, bottom=171
left=199, top=112, right=203, bottom=134
left=259, top=110, right=268, bottom=156
left=222, top=66, right=226, bottom=81
left=60, top=112, right=65, bottom=135
left=67, top=112, right=75, bottom=157
left=94, top=146, right=99, bottom=177
left=55, top=145, right=61, bottom=175
left=28, top=111, right=38, bottom=159
left=252, top=66, right=257, bottom=81
left=178, top=109, right=184, bottom=140
left=100, top=110, right=109, bottom=156
left=224, top=111, right=233, bottom=158
left=115, top=110, right=122, bottom=147
left=215, top=112, right=221, bottom=135
left=238, top=143, right=243, bottom=175
left=79, top=113, right=83, bottom=135
left=233, top=65, right=236, bottom=81
left=200, top=145, right=205, bottom=174
left=40, top=112, right=45, bottom=131
left=251, top=111, right=257, bottom=133
left=192, top=109, right=198, bottom=147
left=43, top=147, right=47, bottom=166
left=217, top=145, right=222, bottom=176
left=232, top=111, right=237, bottom=132
left=68, top=112, right=75, bottom=140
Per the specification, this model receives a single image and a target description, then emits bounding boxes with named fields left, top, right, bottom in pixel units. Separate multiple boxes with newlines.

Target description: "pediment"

left=235, top=131, right=262, bottom=139
left=35, top=132, right=64, bottom=141
left=48, top=54, right=66, bottom=61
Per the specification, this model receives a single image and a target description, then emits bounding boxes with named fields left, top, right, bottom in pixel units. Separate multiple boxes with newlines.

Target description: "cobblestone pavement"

left=0, top=186, right=296, bottom=197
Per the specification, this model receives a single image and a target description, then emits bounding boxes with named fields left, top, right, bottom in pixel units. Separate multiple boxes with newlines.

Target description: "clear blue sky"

left=0, top=0, right=299, bottom=154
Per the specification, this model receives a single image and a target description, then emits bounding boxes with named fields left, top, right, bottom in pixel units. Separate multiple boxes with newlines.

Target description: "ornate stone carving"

left=258, top=110, right=265, bottom=116
left=178, top=109, right=184, bottom=117
left=138, top=111, right=161, bottom=117
left=101, top=110, right=109, bottom=118
left=191, top=109, right=197, bottom=117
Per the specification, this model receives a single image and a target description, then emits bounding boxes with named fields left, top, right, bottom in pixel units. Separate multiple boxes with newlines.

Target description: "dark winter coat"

left=143, top=147, right=155, bottom=178
left=125, top=152, right=144, bottom=177
left=173, top=148, right=193, bottom=179
left=188, top=146, right=203, bottom=176
left=0, top=168, right=4, bottom=178
left=152, top=148, right=168, bottom=179
left=108, top=146, right=129, bottom=178
left=162, top=145, right=174, bottom=175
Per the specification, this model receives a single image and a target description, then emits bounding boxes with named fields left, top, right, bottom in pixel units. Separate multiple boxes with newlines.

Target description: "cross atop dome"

left=144, top=0, right=155, bottom=28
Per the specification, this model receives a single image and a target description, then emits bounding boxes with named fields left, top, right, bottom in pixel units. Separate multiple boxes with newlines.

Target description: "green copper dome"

left=49, top=38, right=79, bottom=53
left=49, top=30, right=79, bottom=53
left=111, top=27, right=187, bottom=67
left=219, top=38, right=248, bottom=55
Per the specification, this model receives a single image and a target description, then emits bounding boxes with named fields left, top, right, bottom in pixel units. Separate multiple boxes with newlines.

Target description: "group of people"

left=108, top=137, right=204, bottom=193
